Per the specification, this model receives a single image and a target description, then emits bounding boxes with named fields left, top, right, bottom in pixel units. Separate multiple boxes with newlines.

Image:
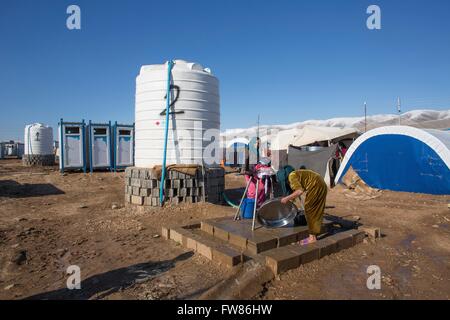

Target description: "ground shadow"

left=0, top=180, right=65, bottom=198
left=24, top=252, right=194, bottom=300
left=324, top=213, right=363, bottom=229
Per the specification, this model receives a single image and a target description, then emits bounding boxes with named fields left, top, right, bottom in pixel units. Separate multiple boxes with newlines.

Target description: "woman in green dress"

left=281, top=168, right=328, bottom=245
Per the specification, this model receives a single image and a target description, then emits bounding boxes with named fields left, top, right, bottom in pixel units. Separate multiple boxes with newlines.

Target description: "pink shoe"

left=298, top=237, right=316, bottom=246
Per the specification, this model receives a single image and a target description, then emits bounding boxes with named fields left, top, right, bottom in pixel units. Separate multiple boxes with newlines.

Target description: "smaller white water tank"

left=24, top=123, right=54, bottom=156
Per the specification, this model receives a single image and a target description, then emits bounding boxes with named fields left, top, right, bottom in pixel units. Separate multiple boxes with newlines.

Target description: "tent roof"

left=269, top=126, right=359, bottom=150
left=290, top=126, right=359, bottom=147
left=335, top=126, right=450, bottom=187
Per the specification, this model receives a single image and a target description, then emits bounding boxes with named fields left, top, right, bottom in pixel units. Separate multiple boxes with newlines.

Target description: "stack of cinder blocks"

left=22, top=154, right=55, bottom=166
left=124, top=166, right=225, bottom=206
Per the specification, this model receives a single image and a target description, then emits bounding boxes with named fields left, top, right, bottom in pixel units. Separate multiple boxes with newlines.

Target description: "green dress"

left=288, top=169, right=328, bottom=235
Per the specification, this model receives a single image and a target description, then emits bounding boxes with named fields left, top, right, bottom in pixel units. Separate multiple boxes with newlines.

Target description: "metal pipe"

left=252, top=178, right=259, bottom=231
left=159, top=60, right=174, bottom=205
left=60, top=118, right=64, bottom=173
left=233, top=177, right=252, bottom=221
left=89, top=120, right=93, bottom=174
left=108, top=120, right=112, bottom=172
left=113, top=121, right=117, bottom=172
left=82, top=119, right=87, bottom=174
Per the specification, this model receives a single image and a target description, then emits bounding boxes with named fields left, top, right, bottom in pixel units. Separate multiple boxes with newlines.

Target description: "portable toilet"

left=87, top=121, right=112, bottom=172
left=0, top=142, right=4, bottom=159
left=113, top=122, right=134, bottom=171
left=59, top=119, right=87, bottom=173
left=16, top=143, right=24, bottom=158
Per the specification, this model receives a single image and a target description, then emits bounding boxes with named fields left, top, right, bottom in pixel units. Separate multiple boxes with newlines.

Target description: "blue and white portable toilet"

left=113, top=122, right=134, bottom=171
left=87, top=121, right=112, bottom=172
left=59, top=119, right=87, bottom=173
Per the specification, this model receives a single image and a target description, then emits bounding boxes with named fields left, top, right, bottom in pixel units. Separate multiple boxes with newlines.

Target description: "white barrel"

left=135, top=59, right=220, bottom=167
left=24, top=123, right=54, bottom=155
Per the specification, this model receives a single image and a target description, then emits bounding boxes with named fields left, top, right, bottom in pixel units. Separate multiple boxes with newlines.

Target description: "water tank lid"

left=139, top=59, right=213, bottom=75
left=27, top=123, right=50, bottom=128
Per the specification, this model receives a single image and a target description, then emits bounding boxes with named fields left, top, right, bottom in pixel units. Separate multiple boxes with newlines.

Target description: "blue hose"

left=160, top=60, right=174, bottom=205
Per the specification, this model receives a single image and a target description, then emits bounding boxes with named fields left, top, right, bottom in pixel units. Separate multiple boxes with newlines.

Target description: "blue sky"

left=1, top=0, right=450, bottom=141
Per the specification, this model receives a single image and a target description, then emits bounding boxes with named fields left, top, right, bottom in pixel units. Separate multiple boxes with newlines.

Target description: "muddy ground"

left=0, top=159, right=449, bottom=300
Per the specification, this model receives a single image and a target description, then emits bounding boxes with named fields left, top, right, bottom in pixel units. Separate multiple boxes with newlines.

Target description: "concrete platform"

left=163, top=216, right=367, bottom=275
left=201, top=216, right=333, bottom=254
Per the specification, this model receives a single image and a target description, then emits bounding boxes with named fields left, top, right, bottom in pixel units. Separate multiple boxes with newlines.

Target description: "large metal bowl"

left=257, top=198, right=298, bottom=228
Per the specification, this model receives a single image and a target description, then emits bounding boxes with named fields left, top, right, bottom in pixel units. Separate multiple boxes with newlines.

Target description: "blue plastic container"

left=241, top=198, right=255, bottom=219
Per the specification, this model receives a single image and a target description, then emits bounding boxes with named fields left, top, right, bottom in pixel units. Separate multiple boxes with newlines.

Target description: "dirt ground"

left=0, top=159, right=449, bottom=300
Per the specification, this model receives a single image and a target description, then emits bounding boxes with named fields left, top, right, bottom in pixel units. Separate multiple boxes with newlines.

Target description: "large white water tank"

left=24, top=123, right=54, bottom=155
left=135, top=59, right=220, bottom=167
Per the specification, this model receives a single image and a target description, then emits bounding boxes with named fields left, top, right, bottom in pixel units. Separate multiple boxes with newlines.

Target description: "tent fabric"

left=335, top=126, right=450, bottom=195
left=270, top=126, right=359, bottom=150
left=288, top=145, right=335, bottom=178
left=289, top=126, right=358, bottom=147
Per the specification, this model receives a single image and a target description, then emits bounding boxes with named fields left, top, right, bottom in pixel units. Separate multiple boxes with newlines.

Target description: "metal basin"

left=257, top=198, right=298, bottom=228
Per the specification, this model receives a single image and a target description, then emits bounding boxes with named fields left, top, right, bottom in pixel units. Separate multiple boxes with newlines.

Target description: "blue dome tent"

left=335, top=126, right=450, bottom=195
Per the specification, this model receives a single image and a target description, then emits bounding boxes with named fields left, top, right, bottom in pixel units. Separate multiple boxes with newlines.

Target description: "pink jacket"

left=245, top=164, right=269, bottom=207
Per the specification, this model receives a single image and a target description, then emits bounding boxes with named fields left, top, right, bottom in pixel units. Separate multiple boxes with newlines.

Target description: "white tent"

left=289, top=126, right=358, bottom=147
left=269, top=126, right=359, bottom=150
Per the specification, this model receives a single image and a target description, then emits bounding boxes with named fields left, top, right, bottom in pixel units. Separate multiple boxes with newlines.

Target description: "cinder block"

left=168, top=188, right=177, bottom=197
left=186, top=237, right=198, bottom=251
left=228, top=232, right=248, bottom=249
left=132, top=186, right=140, bottom=196
left=124, top=194, right=131, bottom=203
left=125, top=167, right=133, bottom=177
left=200, top=221, right=214, bottom=235
left=131, top=168, right=139, bottom=178
left=311, top=237, right=337, bottom=258
left=143, top=197, right=152, bottom=206
left=185, top=179, right=194, bottom=188
left=358, top=226, right=381, bottom=239
left=169, top=228, right=189, bottom=246
left=131, top=195, right=144, bottom=205
left=140, top=188, right=151, bottom=197
left=179, top=188, right=187, bottom=197
left=247, top=238, right=278, bottom=254
left=131, top=178, right=141, bottom=187
left=288, top=244, right=320, bottom=265
left=276, top=234, right=298, bottom=247
left=264, top=247, right=300, bottom=274
left=171, top=179, right=181, bottom=189
left=331, top=232, right=354, bottom=251
left=191, top=188, right=199, bottom=196
left=213, top=227, right=229, bottom=242
left=196, top=240, right=213, bottom=260
left=212, top=246, right=242, bottom=267
left=141, top=179, right=155, bottom=188
left=152, top=197, right=159, bottom=206
left=346, top=229, right=366, bottom=245
left=161, top=226, right=170, bottom=239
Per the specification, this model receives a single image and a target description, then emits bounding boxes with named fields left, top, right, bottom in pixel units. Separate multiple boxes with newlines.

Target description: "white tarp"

left=290, top=126, right=359, bottom=147
left=270, top=126, right=359, bottom=150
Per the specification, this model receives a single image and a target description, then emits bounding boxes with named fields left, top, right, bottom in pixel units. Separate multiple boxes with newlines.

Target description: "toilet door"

left=65, top=126, right=82, bottom=167
left=117, top=128, right=133, bottom=166
left=92, top=127, right=109, bottom=167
